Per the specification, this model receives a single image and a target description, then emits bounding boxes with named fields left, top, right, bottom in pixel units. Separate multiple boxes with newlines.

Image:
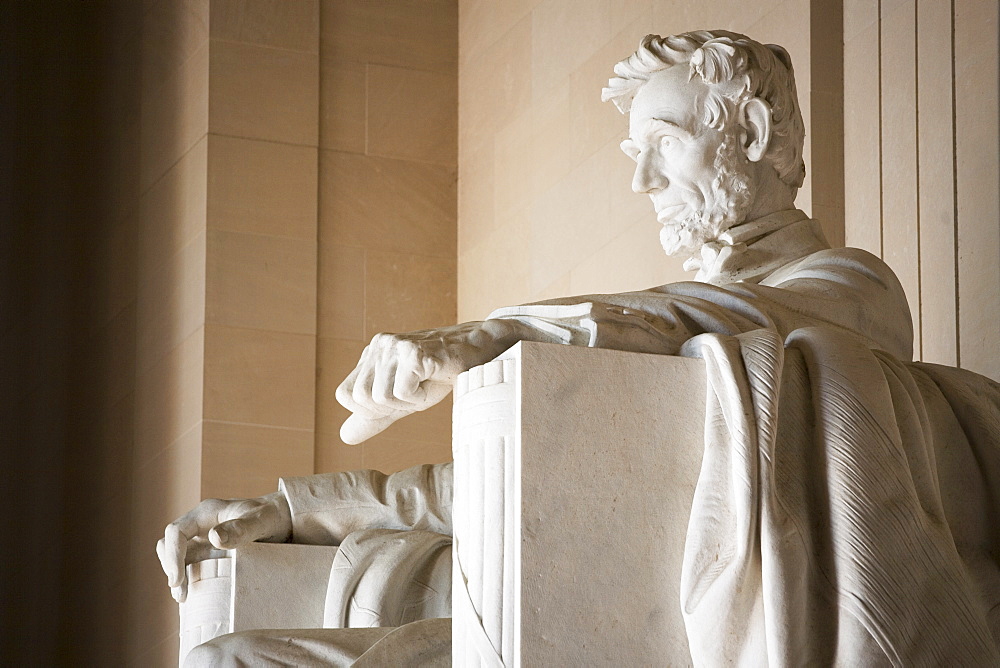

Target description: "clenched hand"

left=336, top=320, right=535, bottom=444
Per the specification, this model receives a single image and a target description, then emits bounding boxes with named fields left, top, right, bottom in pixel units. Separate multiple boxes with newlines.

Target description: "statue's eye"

left=659, top=135, right=674, bottom=148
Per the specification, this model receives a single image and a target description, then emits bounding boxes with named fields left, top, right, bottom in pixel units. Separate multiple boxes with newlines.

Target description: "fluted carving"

left=452, top=357, right=517, bottom=667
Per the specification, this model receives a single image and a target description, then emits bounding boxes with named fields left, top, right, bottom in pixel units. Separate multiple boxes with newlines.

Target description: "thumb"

left=340, top=411, right=405, bottom=445
left=209, top=507, right=276, bottom=549
left=419, top=380, right=452, bottom=409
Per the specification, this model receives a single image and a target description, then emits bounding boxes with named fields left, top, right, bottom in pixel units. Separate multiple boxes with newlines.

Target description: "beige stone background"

left=2, top=0, right=996, bottom=665
left=457, top=0, right=838, bottom=320
left=844, top=0, right=1000, bottom=381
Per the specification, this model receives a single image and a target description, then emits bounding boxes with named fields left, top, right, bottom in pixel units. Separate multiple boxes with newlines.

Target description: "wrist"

left=474, top=319, right=530, bottom=358
left=261, top=490, right=287, bottom=505
left=262, top=491, right=293, bottom=539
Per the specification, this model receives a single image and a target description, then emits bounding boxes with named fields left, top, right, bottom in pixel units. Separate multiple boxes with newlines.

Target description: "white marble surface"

left=178, top=542, right=338, bottom=666
left=453, top=342, right=706, bottom=666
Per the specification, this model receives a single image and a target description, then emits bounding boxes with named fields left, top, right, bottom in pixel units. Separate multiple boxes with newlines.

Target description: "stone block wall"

left=455, top=0, right=827, bottom=322
left=314, top=0, right=458, bottom=477
left=3, top=2, right=457, bottom=664
left=844, top=0, right=1000, bottom=380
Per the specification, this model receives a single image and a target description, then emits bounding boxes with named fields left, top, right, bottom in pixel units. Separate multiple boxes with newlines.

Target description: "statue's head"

left=603, top=31, right=805, bottom=257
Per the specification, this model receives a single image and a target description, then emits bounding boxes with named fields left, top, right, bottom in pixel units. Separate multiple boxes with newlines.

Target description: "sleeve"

left=278, top=461, right=454, bottom=545
left=486, top=285, right=778, bottom=357
left=486, top=248, right=913, bottom=361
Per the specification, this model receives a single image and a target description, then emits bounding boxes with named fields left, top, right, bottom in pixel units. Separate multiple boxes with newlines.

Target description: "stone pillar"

left=201, top=2, right=321, bottom=499
left=314, top=0, right=458, bottom=475
left=844, top=0, right=1000, bottom=380
left=131, top=2, right=323, bottom=661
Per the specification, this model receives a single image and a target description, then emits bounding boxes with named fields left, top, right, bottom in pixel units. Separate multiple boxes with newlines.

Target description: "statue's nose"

left=631, top=154, right=665, bottom=194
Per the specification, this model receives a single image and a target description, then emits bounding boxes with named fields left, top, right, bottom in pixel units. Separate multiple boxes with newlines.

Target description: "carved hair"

left=603, top=30, right=806, bottom=189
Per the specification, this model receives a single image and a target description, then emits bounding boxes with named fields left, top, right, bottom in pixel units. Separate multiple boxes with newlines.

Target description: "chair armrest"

left=178, top=542, right=338, bottom=666
left=452, top=342, right=706, bottom=667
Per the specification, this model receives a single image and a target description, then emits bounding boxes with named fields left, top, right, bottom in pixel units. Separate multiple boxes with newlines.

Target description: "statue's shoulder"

left=791, top=245, right=903, bottom=288
left=805, top=244, right=881, bottom=263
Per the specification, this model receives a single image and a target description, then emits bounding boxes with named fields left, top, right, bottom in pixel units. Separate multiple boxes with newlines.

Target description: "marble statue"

left=160, top=30, right=1000, bottom=666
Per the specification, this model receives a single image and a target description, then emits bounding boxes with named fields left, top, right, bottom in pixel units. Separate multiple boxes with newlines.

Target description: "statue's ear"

left=739, top=98, right=772, bottom=163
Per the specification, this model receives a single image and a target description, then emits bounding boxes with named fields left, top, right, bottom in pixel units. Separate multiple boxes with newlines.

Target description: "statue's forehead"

left=628, top=66, right=706, bottom=137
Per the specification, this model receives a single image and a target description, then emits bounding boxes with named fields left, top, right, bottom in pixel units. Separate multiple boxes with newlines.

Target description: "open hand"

left=156, top=492, right=291, bottom=602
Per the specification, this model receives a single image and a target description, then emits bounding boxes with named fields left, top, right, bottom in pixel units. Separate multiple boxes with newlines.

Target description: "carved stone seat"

left=178, top=343, right=709, bottom=665
left=179, top=334, right=1000, bottom=667
left=178, top=543, right=339, bottom=665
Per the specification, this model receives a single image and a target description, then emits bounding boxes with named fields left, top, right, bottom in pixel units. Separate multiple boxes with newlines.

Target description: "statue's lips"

left=656, top=204, right=687, bottom=223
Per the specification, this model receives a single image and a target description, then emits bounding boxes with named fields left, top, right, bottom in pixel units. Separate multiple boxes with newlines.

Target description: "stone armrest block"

left=452, top=341, right=706, bottom=667
left=178, top=542, right=339, bottom=666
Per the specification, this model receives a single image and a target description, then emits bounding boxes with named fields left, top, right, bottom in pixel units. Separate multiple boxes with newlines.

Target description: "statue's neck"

left=743, top=165, right=797, bottom=223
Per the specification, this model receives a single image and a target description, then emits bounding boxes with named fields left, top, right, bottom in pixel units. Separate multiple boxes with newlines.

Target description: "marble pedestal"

left=452, top=342, right=707, bottom=667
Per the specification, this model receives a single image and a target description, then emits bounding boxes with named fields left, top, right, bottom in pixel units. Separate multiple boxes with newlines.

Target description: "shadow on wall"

left=0, top=2, right=190, bottom=664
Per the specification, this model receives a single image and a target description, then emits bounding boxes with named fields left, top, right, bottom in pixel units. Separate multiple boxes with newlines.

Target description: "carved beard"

left=658, top=136, right=754, bottom=257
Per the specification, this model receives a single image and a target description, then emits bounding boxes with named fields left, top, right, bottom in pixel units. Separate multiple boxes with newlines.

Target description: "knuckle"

left=200, top=498, right=224, bottom=512
left=375, top=332, right=404, bottom=348
left=352, top=378, right=368, bottom=399
left=335, top=382, right=352, bottom=403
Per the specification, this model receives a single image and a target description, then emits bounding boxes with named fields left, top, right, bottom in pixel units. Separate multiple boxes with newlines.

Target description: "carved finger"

left=335, top=357, right=366, bottom=413
left=209, top=504, right=279, bottom=549
left=160, top=523, right=189, bottom=598
left=183, top=536, right=224, bottom=565
left=340, top=412, right=407, bottom=445
left=336, top=340, right=382, bottom=410
left=370, top=354, right=402, bottom=406
left=352, top=362, right=391, bottom=418
left=155, top=538, right=173, bottom=588
left=373, top=349, right=424, bottom=411
left=393, top=362, right=427, bottom=405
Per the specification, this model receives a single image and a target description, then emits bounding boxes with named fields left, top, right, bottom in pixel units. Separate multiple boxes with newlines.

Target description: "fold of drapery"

left=323, top=529, right=452, bottom=629
left=679, top=327, right=1000, bottom=666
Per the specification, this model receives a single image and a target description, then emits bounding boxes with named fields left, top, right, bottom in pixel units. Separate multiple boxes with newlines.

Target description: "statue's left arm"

left=279, top=462, right=456, bottom=543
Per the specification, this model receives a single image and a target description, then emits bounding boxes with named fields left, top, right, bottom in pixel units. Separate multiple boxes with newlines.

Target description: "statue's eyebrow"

left=625, top=118, right=697, bottom=151
left=648, top=117, right=694, bottom=139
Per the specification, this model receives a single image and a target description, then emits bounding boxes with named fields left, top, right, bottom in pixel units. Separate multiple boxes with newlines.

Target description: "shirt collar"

left=683, top=209, right=830, bottom=285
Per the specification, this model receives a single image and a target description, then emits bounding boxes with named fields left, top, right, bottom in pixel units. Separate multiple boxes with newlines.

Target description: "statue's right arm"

left=336, top=301, right=719, bottom=443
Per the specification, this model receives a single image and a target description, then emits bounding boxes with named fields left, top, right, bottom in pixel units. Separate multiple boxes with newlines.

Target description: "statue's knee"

left=184, top=636, right=239, bottom=668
